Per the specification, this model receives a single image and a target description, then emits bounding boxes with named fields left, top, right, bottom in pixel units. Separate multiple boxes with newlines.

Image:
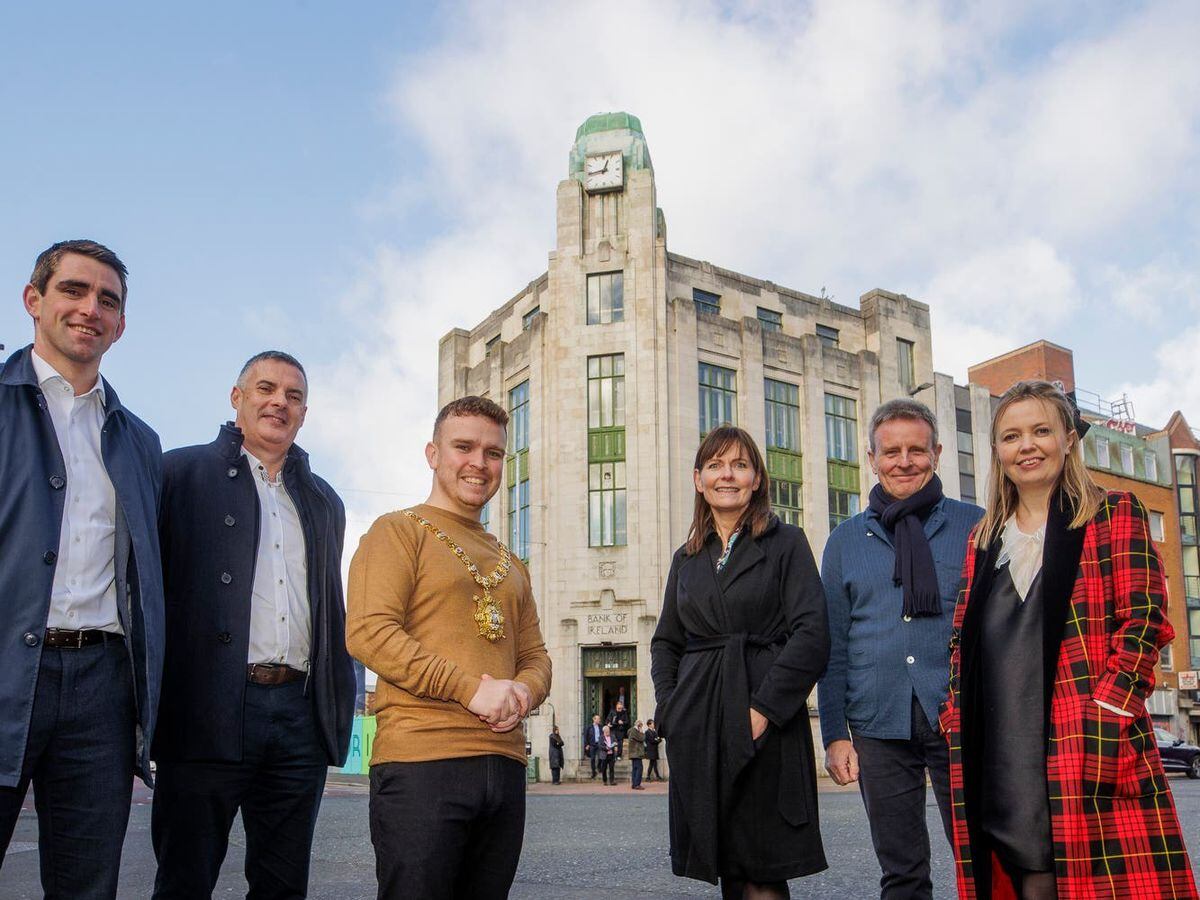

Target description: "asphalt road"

left=4, top=776, right=1200, bottom=898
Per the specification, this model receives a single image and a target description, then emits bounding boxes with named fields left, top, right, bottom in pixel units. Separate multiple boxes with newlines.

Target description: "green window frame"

left=588, top=355, right=626, bottom=547
left=586, top=272, right=624, bottom=325
left=897, top=338, right=915, bottom=391
left=699, top=363, right=737, bottom=436
left=824, top=394, right=858, bottom=463
left=507, top=382, right=530, bottom=561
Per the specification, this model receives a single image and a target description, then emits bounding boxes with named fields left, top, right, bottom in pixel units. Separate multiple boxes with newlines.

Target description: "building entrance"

left=581, top=645, right=637, bottom=729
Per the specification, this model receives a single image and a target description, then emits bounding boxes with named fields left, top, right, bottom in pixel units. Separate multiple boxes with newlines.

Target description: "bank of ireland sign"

left=586, top=611, right=630, bottom=638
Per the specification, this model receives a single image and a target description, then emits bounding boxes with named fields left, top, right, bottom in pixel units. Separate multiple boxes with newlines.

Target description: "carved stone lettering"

left=585, top=611, right=630, bottom=638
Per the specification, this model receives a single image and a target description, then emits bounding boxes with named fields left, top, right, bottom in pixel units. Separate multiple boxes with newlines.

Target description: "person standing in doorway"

left=606, top=700, right=629, bottom=760
left=600, top=725, right=617, bottom=785
left=584, top=714, right=604, bottom=780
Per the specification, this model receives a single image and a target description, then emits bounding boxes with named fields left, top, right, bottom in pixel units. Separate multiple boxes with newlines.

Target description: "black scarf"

left=868, top=473, right=944, bottom=618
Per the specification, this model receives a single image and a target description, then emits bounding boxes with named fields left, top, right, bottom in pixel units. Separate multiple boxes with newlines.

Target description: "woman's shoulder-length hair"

left=684, top=425, right=774, bottom=556
left=977, top=379, right=1105, bottom=549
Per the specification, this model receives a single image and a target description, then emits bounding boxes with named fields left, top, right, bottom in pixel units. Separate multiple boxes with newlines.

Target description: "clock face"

left=584, top=152, right=623, bottom=192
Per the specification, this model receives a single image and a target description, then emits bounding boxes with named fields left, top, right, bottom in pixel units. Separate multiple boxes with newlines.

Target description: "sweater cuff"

left=450, top=672, right=482, bottom=710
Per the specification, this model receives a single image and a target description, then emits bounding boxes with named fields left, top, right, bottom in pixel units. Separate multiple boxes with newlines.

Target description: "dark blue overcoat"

left=0, top=345, right=165, bottom=787
left=152, top=424, right=355, bottom=766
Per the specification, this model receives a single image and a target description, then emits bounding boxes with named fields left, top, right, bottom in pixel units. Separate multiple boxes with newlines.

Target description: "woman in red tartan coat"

left=939, top=381, right=1197, bottom=900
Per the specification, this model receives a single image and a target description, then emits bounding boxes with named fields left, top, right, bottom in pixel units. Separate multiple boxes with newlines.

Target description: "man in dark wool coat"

left=0, top=240, right=164, bottom=899
left=652, top=426, right=829, bottom=900
left=151, top=351, right=355, bottom=898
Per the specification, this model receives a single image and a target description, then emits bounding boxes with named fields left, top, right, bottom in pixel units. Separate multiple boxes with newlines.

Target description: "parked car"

left=1155, top=728, right=1200, bottom=779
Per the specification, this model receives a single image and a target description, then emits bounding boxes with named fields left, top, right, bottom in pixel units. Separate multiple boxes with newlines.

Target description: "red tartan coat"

left=939, top=491, right=1198, bottom=900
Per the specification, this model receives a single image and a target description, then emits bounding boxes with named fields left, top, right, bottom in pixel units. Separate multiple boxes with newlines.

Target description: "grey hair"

left=237, top=350, right=308, bottom=390
left=867, top=399, right=938, bottom=453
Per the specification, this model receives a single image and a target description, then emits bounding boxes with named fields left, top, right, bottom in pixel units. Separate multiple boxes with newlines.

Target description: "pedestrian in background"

left=548, top=725, right=565, bottom=785
left=627, top=720, right=646, bottom=790
left=643, top=719, right=662, bottom=782
left=584, top=714, right=604, bottom=780
left=606, top=700, right=629, bottom=760
left=652, top=426, right=829, bottom=899
left=941, top=380, right=1198, bottom=899
left=600, top=725, right=617, bottom=785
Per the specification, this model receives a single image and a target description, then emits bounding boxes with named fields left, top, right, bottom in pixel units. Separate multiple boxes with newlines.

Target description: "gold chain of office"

left=402, top=509, right=510, bottom=642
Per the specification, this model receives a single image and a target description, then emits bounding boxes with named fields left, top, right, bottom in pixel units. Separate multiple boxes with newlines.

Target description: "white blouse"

left=996, top=515, right=1045, bottom=602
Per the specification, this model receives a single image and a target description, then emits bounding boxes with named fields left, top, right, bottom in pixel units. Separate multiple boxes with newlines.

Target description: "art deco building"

left=438, top=112, right=991, bottom=777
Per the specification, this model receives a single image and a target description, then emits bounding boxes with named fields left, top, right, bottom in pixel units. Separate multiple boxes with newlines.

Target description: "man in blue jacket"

left=818, top=399, right=982, bottom=900
left=151, top=351, right=355, bottom=899
left=152, top=352, right=352, bottom=900
left=0, top=240, right=165, bottom=899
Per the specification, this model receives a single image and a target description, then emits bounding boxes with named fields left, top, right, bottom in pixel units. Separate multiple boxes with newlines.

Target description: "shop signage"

left=1179, top=671, right=1199, bottom=691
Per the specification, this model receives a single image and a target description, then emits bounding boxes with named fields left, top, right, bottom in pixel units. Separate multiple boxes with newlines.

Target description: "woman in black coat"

left=651, top=426, right=830, bottom=900
left=548, top=725, right=565, bottom=785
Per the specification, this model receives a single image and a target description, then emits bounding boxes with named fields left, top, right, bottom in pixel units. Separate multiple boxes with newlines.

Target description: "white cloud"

left=303, top=0, right=1200, bottom=546
left=1115, top=325, right=1200, bottom=427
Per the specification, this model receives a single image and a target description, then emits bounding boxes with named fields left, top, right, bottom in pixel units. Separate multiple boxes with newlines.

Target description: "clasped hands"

left=467, top=674, right=533, bottom=733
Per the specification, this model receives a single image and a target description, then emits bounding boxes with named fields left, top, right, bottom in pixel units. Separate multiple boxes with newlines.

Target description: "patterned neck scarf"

left=714, top=527, right=742, bottom=573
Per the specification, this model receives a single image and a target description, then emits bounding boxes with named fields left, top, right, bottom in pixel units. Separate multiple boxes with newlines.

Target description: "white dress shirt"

left=32, top=351, right=122, bottom=634
left=243, top=449, right=311, bottom=671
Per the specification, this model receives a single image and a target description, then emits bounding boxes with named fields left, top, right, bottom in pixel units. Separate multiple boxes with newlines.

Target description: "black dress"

left=978, top=565, right=1053, bottom=872
left=651, top=519, right=830, bottom=885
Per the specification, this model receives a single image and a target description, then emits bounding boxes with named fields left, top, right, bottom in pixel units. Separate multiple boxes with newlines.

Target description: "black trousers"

left=646, top=758, right=661, bottom=779
left=853, top=695, right=953, bottom=900
left=370, top=755, right=526, bottom=900
left=0, top=640, right=134, bottom=900
left=151, top=680, right=328, bottom=900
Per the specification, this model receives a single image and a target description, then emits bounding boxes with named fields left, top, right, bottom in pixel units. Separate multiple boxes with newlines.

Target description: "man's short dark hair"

left=867, top=398, right=938, bottom=453
left=30, top=239, right=129, bottom=307
left=237, top=351, right=308, bottom=390
left=433, top=396, right=509, bottom=439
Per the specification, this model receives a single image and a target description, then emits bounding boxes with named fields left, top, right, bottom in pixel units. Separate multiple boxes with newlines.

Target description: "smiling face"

left=425, top=413, right=507, bottom=518
left=693, top=441, right=761, bottom=518
left=231, top=358, right=308, bottom=457
left=23, top=252, right=126, bottom=382
left=994, top=397, right=1074, bottom=496
left=868, top=417, right=942, bottom=500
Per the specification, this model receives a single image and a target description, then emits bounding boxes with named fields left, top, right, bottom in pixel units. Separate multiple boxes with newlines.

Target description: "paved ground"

left=4, top=775, right=1200, bottom=898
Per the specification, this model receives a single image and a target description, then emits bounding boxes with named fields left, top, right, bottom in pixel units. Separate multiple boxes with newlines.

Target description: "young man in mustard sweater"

left=347, top=396, right=552, bottom=900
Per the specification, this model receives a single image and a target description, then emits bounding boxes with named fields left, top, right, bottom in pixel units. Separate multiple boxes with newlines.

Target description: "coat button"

left=23, top=632, right=40, bottom=647
left=906, top=655, right=915, bottom=665
left=220, top=572, right=232, bottom=584
left=49, top=475, right=65, bottom=490
left=903, top=615, right=912, bottom=623
left=43, top=551, right=57, bottom=565
left=217, top=632, right=232, bottom=644
left=227, top=467, right=239, bottom=478
left=224, top=515, right=235, bottom=526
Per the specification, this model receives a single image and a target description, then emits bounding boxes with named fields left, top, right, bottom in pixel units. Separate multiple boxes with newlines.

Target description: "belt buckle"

left=72, top=630, right=85, bottom=649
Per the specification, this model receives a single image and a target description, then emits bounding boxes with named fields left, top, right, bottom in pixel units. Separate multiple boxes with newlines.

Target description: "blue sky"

left=3, top=1, right=1199, bottom=538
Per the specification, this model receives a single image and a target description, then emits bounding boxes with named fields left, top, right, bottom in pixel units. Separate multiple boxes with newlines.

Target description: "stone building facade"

left=437, top=113, right=989, bottom=778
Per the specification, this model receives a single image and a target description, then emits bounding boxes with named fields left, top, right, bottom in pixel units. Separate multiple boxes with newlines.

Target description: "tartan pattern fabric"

left=939, top=492, right=1198, bottom=899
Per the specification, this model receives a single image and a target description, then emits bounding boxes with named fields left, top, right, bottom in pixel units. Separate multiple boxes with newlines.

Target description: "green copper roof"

left=575, top=112, right=644, bottom=141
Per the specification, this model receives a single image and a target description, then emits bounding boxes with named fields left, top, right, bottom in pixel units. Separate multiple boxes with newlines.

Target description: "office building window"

left=1160, top=640, right=1174, bottom=671
left=485, top=334, right=501, bottom=356
left=765, top=379, right=803, bottom=527
left=587, top=271, right=624, bottom=324
left=1190, top=609, right=1200, bottom=667
left=522, top=306, right=540, bottom=330
left=757, top=307, right=783, bottom=333
left=1178, top=456, right=1198, bottom=543
left=480, top=501, right=491, bottom=535
left=1150, top=511, right=1166, bottom=542
left=770, top=480, right=803, bottom=527
left=588, top=355, right=627, bottom=547
left=1120, top=443, right=1134, bottom=475
left=698, top=363, right=737, bottom=435
left=765, top=380, right=801, bottom=451
left=816, top=324, right=839, bottom=349
left=955, top=401, right=976, bottom=504
left=693, top=288, right=721, bottom=316
left=897, top=339, right=916, bottom=391
left=824, top=394, right=858, bottom=464
left=826, top=393, right=860, bottom=529
left=1145, top=450, right=1158, bottom=481
left=1095, top=437, right=1110, bottom=468
left=1183, top=545, right=1200, bottom=601
left=507, top=382, right=530, bottom=561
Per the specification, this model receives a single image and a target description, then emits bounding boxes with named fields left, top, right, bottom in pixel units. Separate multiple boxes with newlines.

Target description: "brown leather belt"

left=44, top=628, right=122, bottom=649
left=246, top=664, right=306, bottom=685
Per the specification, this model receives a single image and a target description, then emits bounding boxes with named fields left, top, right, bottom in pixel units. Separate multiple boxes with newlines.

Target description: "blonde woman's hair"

left=977, top=380, right=1105, bottom=548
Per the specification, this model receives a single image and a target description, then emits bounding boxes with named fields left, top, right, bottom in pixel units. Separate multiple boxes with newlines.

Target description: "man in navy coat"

left=151, top=351, right=355, bottom=899
left=0, top=240, right=165, bottom=899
